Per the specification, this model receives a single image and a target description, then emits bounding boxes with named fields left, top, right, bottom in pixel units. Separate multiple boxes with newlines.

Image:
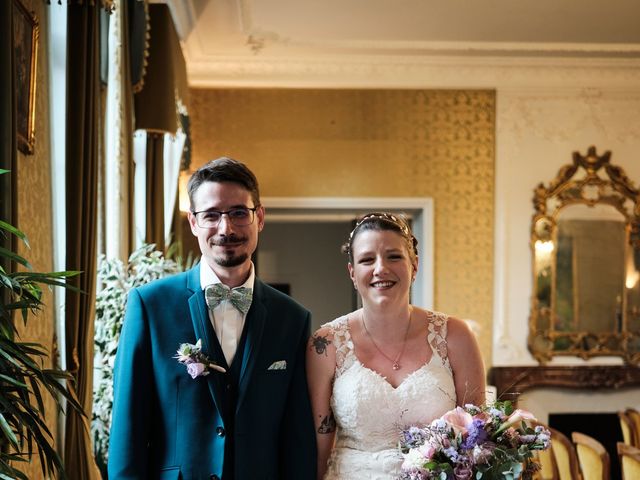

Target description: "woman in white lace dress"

left=306, top=212, right=486, bottom=480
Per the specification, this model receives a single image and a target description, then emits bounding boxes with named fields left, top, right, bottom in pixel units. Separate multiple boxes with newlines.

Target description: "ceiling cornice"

left=186, top=55, right=640, bottom=89
left=165, top=0, right=640, bottom=89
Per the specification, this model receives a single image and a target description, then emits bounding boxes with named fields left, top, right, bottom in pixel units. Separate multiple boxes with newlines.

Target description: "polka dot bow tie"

left=205, top=283, right=253, bottom=315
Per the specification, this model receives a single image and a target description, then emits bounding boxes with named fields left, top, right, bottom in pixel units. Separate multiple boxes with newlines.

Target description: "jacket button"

left=216, top=426, right=225, bottom=437
left=210, top=475, right=220, bottom=480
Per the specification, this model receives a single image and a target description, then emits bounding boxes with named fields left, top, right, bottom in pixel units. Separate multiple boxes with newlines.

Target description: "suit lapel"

left=187, top=266, right=225, bottom=414
left=236, top=279, right=267, bottom=412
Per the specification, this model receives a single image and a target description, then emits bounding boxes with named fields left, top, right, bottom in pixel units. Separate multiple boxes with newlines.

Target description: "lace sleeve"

left=427, top=310, right=451, bottom=371
left=321, top=315, right=355, bottom=378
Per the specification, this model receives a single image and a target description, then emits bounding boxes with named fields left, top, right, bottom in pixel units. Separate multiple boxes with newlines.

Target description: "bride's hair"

left=342, top=212, right=418, bottom=263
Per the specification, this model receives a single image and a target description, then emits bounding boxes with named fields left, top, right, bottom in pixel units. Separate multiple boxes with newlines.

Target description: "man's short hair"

left=187, top=157, right=261, bottom=210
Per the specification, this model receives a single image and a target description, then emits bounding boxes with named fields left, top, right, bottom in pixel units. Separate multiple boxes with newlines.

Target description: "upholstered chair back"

left=617, top=442, right=640, bottom=480
left=572, top=431, right=610, bottom=480
left=548, top=426, right=581, bottom=480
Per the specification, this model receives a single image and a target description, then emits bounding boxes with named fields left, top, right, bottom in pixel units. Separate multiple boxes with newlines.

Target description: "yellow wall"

left=14, top=1, right=57, bottom=477
left=190, top=88, right=495, bottom=362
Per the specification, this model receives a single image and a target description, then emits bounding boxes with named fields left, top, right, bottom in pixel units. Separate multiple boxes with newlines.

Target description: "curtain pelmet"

left=134, top=3, right=188, bottom=132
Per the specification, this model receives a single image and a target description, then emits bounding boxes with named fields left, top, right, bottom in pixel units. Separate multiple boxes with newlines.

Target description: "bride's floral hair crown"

left=342, top=212, right=418, bottom=263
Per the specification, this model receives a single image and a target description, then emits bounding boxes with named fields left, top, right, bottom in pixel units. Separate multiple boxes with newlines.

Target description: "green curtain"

left=64, top=3, right=102, bottom=479
left=144, top=132, right=166, bottom=251
left=0, top=0, right=16, bottom=265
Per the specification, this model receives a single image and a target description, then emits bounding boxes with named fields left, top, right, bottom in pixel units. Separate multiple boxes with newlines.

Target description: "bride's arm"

left=446, top=317, right=487, bottom=407
left=306, top=326, right=337, bottom=480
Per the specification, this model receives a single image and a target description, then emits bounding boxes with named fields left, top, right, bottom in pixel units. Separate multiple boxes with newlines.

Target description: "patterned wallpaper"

left=14, top=0, right=57, bottom=477
left=189, top=88, right=495, bottom=362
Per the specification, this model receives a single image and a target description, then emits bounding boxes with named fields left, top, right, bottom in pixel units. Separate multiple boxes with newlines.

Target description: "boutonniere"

left=174, top=339, right=226, bottom=378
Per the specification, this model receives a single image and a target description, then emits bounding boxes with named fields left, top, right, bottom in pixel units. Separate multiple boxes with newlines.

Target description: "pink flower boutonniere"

left=174, top=339, right=226, bottom=378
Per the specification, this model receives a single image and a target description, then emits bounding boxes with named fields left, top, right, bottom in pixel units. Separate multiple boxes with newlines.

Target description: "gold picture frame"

left=13, top=0, right=38, bottom=155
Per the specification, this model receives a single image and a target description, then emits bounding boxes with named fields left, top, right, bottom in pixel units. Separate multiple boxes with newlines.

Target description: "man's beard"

left=211, top=234, right=249, bottom=267
left=214, top=251, right=248, bottom=267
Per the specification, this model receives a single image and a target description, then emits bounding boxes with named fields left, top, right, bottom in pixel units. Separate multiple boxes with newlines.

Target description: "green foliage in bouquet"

left=91, top=243, right=192, bottom=472
left=0, top=169, right=84, bottom=479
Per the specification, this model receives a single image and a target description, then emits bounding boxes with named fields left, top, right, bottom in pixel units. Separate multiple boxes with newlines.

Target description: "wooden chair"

left=617, top=442, right=640, bottom=480
left=618, top=410, right=636, bottom=446
left=624, top=408, right=640, bottom=447
left=572, top=431, right=610, bottom=480
left=547, top=426, right=581, bottom=480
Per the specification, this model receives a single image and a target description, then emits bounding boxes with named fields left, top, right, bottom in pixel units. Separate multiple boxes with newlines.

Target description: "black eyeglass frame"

left=191, top=206, right=261, bottom=228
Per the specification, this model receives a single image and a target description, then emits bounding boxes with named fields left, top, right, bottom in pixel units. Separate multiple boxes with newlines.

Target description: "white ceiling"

left=164, top=0, right=640, bottom=88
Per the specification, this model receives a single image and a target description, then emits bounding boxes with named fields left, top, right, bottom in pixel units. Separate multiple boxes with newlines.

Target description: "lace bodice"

left=323, top=311, right=456, bottom=480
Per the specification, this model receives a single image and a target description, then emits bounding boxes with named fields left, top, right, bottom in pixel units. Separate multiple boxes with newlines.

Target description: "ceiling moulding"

left=185, top=55, right=640, bottom=89
left=186, top=36, right=640, bottom=58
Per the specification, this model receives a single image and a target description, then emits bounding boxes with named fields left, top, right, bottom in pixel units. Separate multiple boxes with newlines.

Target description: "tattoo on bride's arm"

left=311, top=334, right=330, bottom=356
left=317, top=412, right=336, bottom=434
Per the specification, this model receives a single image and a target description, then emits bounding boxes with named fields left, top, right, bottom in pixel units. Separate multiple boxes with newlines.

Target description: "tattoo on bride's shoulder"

left=311, top=334, right=330, bottom=356
left=317, top=412, right=336, bottom=434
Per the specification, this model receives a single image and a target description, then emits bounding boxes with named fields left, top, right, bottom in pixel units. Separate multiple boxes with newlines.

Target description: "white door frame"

left=262, top=197, right=434, bottom=309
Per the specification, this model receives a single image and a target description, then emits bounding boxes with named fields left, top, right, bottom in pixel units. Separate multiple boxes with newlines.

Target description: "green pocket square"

left=267, top=360, right=287, bottom=370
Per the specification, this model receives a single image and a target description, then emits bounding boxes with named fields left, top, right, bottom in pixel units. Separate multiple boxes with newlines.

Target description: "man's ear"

left=188, top=212, right=198, bottom=236
left=256, top=205, right=265, bottom=232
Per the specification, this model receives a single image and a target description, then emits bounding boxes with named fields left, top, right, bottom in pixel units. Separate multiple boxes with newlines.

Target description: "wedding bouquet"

left=398, top=401, right=550, bottom=480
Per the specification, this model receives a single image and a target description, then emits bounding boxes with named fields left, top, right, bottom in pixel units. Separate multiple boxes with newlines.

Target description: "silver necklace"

left=361, top=309, right=412, bottom=371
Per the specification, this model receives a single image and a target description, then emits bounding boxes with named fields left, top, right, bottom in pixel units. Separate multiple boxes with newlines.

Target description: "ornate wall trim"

left=489, top=366, right=640, bottom=402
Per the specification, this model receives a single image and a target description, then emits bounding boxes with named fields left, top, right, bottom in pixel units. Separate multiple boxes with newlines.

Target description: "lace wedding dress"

left=323, top=311, right=456, bottom=480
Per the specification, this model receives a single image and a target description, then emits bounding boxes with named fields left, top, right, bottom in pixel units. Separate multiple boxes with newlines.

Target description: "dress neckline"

left=353, top=356, right=435, bottom=390
left=344, top=313, right=436, bottom=390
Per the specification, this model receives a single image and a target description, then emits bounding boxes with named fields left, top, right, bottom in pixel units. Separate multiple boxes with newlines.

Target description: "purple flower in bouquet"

left=401, top=426, right=430, bottom=450
left=461, top=418, right=489, bottom=450
left=174, top=339, right=226, bottom=378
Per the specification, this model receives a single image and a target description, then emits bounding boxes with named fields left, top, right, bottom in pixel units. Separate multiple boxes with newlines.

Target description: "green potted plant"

left=0, top=169, right=83, bottom=479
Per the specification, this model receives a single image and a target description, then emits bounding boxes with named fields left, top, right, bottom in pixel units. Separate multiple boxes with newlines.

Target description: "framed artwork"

left=13, top=0, right=39, bottom=154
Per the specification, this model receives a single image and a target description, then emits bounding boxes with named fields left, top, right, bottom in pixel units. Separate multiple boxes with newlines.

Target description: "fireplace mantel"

left=489, top=365, right=640, bottom=403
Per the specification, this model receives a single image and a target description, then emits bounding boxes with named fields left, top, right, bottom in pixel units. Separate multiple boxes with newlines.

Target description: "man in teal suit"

left=108, top=158, right=316, bottom=479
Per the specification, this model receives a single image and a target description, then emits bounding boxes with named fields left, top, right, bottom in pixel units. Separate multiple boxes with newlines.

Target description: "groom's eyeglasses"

left=192, top=206, right=260, bottom=228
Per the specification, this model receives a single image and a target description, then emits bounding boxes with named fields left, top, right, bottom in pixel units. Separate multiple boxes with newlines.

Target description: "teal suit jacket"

left=108, top=264, right=316, bottom=479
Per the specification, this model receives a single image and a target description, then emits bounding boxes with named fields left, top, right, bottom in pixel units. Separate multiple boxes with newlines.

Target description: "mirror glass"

left=529, top=147, right=640, bottom=364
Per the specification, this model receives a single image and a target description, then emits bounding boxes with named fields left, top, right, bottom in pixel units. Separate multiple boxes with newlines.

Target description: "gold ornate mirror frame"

left=528, top=146, right=640, bottom=364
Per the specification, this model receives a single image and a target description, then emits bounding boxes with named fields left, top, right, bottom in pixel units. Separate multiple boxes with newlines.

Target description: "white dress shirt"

left=200, top=261, right=255, bottom=366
